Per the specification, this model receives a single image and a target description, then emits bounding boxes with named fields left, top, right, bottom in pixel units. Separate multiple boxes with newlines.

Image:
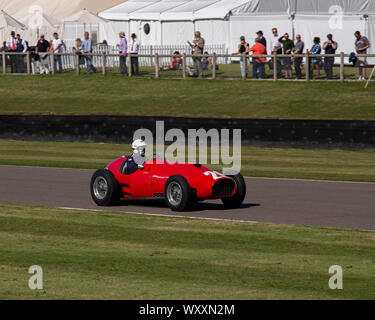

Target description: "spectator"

left=82, top=32, right=97, bottom=74
left=270, top=27, right=283, bottom=77
left=188, top=31, right=205, bottom=78
left=35, top=35, right=51, bottom=74
left=160, top=51, right=182, bottom=71
left=74, top=38, right=85, bottom=66
left=52, top=32, right=63, bottom=73
left=1, top=41, right=7, bottom=52
left=118, top=32, right=128, bottom=76
left=201, top=51, right=210, bottom=71
left=256, top=30, right=267, bottom=49
left=129, top=33, right=139, bottom=75
left=249, top=37, right=267, bottom=79
left=310, top=37, right=322, bottom=79
left=232, top=36, right=250, bottom=78
left=6, top=31, right=17, bottom=73
left=15, top=34, right=27, bottom=73
left=278, top=33, right=294, bottom=79
left=323, top=34, right=338, bottom=80
left=292, top=34, right=304, bottom=79
left=354, top=31, right=371, bottom=81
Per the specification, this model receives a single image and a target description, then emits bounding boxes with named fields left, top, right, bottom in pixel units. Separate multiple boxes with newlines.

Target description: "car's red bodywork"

left=105, top=156, right=237, bottom=201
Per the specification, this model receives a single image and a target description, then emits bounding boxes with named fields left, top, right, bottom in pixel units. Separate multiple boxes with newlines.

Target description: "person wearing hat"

left=129, top=33, right=140, bottom=75
left=354, top=31, right=371, bottom=81
left=232, top=36, right=250, bottom=78
left=256, top=30, right=267, bottom=49
left=117, top=32, right=128, bottom=76
left=323, top=34, right=338, bottom=80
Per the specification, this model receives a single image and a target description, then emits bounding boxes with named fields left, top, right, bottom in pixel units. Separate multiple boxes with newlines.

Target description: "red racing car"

left=90, top=156, right=246, bottom=211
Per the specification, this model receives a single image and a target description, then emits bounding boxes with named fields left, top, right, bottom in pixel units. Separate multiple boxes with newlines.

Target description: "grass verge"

left=0, top=203, right=374, bottom=299
left=0, top=71, right=375, bottom=120
left=0, top=140, right=374, bottom=182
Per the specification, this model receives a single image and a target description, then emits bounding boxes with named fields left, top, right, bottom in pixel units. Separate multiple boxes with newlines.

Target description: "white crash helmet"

left=132, top=139, right=147, bottom=156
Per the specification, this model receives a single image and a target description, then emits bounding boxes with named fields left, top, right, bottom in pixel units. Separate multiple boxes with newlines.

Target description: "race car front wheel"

left=221, top=173, right=246, bottom=209
left=90, top=169, right=121, bottom=206
left=165, top=175, right=191, bottom=212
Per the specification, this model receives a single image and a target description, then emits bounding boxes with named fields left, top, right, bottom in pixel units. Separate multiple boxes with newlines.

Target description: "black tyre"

left=90, top=169, right=121, bottom=206
left=164, top=175, right=191, bottom=212
left=221, top=173, right=246, bottom=209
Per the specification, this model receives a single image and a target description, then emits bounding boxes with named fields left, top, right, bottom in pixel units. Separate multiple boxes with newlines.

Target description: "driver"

left=124, top=139, right=147, bottom=175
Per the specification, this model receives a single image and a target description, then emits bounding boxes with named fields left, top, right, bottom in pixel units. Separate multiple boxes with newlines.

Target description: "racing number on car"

left=204, top=171, right=224, bottom=180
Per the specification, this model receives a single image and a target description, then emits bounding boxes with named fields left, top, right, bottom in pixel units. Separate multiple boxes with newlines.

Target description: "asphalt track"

left=0, top=165, right=374, bottom=231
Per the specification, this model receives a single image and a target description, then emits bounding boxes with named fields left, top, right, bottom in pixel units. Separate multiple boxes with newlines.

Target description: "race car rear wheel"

left=90, top=169, right=120, bottom=206
left=221, top=173, right=246, bottom=209
left=165, top=175, right=191, bottom=212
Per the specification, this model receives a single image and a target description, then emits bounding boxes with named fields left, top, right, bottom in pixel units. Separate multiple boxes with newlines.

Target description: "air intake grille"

left=212, top=179, right=235, bottom=197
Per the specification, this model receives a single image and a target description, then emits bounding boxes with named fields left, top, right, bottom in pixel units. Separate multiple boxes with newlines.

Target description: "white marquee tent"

left=99, top=0, right=375, bottom=57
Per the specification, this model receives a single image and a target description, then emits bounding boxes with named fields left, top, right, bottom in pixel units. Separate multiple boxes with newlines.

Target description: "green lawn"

left=1, top=139, right=375, bottom=182
left=0, top=70, right=375, bottom=120
left=0, top=203, right=374, bottom=300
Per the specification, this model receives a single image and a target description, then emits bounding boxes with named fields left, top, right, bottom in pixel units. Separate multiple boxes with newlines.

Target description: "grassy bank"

left=0, top=203, right=374, bottom=299
left=0, top=73, right=375, bottom=120
left=0, top=140, right=374, bottom=182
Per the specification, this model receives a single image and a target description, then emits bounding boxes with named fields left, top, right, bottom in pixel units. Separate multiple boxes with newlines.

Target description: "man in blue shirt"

left=82, top=32, right=97, bottom=74
left=118, top=32, right=128, bottom=76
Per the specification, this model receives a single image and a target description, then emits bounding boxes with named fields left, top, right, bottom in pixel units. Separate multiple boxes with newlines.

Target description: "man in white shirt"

left=52, top=32, right=63, bottom=73
left=128, top=33, right=139, bottom=75
left=270, top=27, right=283, bottom=77
left=6, top=31, right=18, bottom=73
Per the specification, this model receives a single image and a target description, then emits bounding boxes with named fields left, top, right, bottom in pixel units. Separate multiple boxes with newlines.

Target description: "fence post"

left=305, top=51, right=310, bottom=81
left=155, top=53, right=160, bottom=78
left=243, top=53, right=248, bottom=80
left=51, top=51, right=55, bottom=74
left=182, top=53, right=186, bottom=79
left=102, top=53, right=106, bottom=76
left=128, top=53, right=132, bottom=77
left=26, top=51, right=31, bottom=74
left=76, top=54, right=80, bottom=75
left=273, top=51, right=277, bottom=81
left=2, top=51, right=6, bottom=74
left=340, top=52, right=345, bottom=82
left=212, top=53, right=217, bottom=80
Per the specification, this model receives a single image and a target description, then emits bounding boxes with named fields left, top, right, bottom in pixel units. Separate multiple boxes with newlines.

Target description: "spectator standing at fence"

left=323, top=34, right=338, bottom=80
left=256, top=30, right=267, bottom=49
left=310, top=37, right=322, bottom=79
left=6, top=31, right=18, bottom=73
left=82, top=32, right=97, bottom=75
left=249, top=38, right=267, bottom=79
left=118, top=32, right=128, bottom=76
left=278, top=33, right=294, bottom=79
left=292, top=34, right=304, bottom=79
left=35, top=35, right=51, bottom=74
left=270, top=28, right=283, bottom=77
left=15, top=34, right=27, bottom=74
left=52, top=33, right=63, bottom=73
left=232, top=36, right=249, bottom=78
left=354, top=31, right=371, bottom=81
left=188, top=31, right=205, bottom=78
left=129, top=33, right=139, bottom=75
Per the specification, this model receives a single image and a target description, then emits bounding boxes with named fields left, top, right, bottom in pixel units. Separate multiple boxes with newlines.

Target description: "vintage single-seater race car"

left=90, top=156, right=246, bottom=212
